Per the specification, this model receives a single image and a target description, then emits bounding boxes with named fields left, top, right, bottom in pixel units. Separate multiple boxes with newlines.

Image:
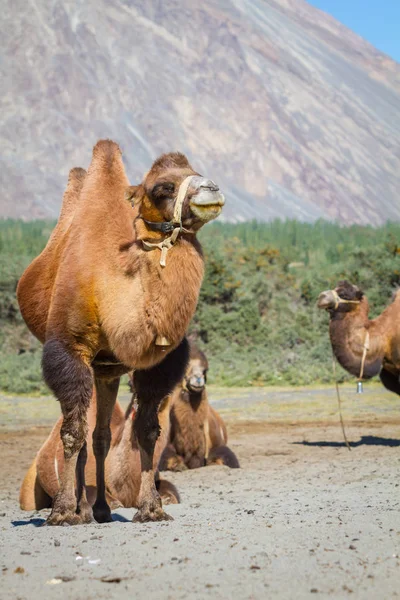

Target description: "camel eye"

left=151, top=182, right=175, bottom=202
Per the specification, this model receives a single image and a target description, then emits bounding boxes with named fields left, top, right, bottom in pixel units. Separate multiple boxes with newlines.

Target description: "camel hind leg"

left=75, top=441, right=93, bottom=522
left=92, top=377, right=120, bottom=523
left=19, top=457, right=52, bottom=511
left=133, top=338, right=189, bottom=523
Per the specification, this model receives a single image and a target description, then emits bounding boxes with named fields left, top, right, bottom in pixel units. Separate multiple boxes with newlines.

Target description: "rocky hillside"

left=1, top=0, right=400, bottom=224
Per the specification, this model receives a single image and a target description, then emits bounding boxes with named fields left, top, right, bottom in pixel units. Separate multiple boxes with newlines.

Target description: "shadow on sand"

left=12, top=518, right=46, bottom=527
left=294, top=435, right=400, bottom=448
left=12, top=513, right=130, bottom=527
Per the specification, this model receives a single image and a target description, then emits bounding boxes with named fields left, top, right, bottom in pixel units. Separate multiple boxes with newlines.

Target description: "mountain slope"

left=1, top=0, right=399, bottom=224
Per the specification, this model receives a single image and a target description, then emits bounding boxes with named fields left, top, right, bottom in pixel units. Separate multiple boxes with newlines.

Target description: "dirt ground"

left=0, top=386, right=399, bottom=599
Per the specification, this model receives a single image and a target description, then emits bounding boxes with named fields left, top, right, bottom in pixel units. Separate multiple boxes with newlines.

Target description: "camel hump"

left=84, top=139, right=129, bottom=196
left=208, top=405, right=228, bottom=446
left=392, top=288, right=400, bottom=303
left=92, top=139, right=122, bottom=170
left=69, top=167, right=86, bottom=184
left=58, top=167, right=87, bottom=221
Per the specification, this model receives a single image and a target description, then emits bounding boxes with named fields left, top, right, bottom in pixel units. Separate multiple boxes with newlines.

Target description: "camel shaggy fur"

left=19, top=391, right=179, bottom=512
left=318, top=280, right=400, bottom=395
left=17, top=140, right=224, bottom=525
left=159, top=345, right=240, bottom=471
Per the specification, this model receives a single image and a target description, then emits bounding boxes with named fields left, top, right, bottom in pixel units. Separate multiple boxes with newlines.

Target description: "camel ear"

left=355, top=288, right=364, bottom=301
left=125, top=185, right=143, bottom=206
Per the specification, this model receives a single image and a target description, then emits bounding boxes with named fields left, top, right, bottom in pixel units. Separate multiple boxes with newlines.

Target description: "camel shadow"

left=12, top=518, right=46, bottom=527
left=294, top=435, right=400, bottom=448
left=11, top=513, right=129, bottom=527
left=111, top=513, right=130, bottom=523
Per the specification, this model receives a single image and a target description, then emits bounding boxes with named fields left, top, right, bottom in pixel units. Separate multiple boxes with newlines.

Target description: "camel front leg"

left=42, top=340, right=94, bottom=526
left=92, top=377, right=120, bottom=523
left=133, top=338, right=189, bottom=522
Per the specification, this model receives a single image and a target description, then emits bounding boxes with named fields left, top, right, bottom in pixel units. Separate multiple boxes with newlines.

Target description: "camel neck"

left=329, top=298, right=384, bottom=379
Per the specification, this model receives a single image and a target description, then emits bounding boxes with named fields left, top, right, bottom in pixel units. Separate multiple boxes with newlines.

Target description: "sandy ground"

left=0, top=386, right=399, bottom=599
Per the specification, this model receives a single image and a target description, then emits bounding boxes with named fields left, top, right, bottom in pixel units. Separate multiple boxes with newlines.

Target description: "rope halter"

left=141, top=175, right=195, bottom=267
left=330, top=289, right=362, bottom=311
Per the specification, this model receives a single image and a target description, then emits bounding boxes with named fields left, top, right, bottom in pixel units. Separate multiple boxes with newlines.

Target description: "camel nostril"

left=199, top=179, right=219, bottom=192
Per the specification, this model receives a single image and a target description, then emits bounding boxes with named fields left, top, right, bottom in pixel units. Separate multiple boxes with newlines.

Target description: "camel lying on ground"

left=317, top=280, right=400, bottom=395
left=19, top=391, right=179, bottom=512
left=17, top=140, right=224, bottom=525
left=159, top=344, right=240, bottom=471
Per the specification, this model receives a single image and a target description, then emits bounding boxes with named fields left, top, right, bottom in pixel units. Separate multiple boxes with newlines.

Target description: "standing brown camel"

left=17, top=140, right=225, bottom=525
left=19, top=391, right=179, bottom=512
left=317, top=280, right=400, bottom=395
left=159, top=344, right=240, bottom=471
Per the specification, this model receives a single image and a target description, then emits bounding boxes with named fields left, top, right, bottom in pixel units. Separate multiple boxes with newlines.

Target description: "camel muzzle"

left=189, top=177, right=225, bottom=223
left=187, top=374, right=205, bottom=393
left=317, top=290, right=335, bottom=309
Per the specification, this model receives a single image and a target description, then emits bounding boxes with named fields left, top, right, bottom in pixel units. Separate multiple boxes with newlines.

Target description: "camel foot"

left=45, top=510, right=94, bottom=526
left=133, top=506, right=173, bottom=523
left=93, top=501, right=113, bottom=524
left=157, top=480, right=180, bottom=505
left=109, top=498, right=124, bottom=510
left=77, top=498, right=94, bottom=523
left=161, top=492, right=180, bottom=505
left=171, top=462, right=188, bottom=473
left=164, top=458, right=188, bottom=472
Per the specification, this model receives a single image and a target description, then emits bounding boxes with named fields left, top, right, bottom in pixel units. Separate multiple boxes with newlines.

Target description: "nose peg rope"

left=142, top=175, right=195, bottom=267
left=357, top=331, right=370, bottom=384
left=332, top=352, right=352, bottom=451
left=332, top=330, right=370, bottom=451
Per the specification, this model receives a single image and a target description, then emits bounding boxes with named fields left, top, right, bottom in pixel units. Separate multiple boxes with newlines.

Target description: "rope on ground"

left=332, top=353, right=352, bottom=451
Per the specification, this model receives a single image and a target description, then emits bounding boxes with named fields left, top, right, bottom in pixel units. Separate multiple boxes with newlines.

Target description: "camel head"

left=317, top=280, right=364, bottom=314
left=126, top=153, right=225, bottom=232
left=183, top=344, right=209, bottom=394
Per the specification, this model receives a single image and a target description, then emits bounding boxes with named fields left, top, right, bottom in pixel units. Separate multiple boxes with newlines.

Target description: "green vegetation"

left=1, top=218, right=400, bottom=393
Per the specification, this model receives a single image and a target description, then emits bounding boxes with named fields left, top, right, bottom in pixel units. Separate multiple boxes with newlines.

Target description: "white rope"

left=142, top=175, right=195, bottom=267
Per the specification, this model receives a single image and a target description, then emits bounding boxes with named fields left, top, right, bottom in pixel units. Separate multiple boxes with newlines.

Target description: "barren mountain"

left=1, top=0, right=400, bottom=224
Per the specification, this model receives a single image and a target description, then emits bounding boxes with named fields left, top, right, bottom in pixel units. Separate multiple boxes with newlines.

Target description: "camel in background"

left=17, top=140, right=224, bottom=525
left=317, top=280, right=400, bottom=395
left=159, top=344, right=240, bottom=471
left=19, top=390, right=179, bottom=512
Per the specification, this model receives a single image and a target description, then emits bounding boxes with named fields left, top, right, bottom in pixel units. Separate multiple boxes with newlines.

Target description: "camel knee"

left=60, top=418, right=87, bottom=459
left=42, top=338, right=93, bottom=405
left=134, top=409, right=160, bottom=455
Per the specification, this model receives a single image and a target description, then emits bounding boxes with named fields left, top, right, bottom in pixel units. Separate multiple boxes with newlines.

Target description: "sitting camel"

left=17, top=140, right=224, bottom=525
left=19, top=391, right=179, bottom=512
left=317, top=280, right=400, bottom=394
left=159, top=344, right=240, bottom=471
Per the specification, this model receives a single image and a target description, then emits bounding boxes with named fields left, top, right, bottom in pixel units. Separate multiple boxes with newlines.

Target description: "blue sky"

left=307, top=0, right=400, bottom=62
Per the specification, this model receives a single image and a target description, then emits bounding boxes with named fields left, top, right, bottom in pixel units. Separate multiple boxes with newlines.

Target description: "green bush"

left=1, top=218, right=400, bottom=393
